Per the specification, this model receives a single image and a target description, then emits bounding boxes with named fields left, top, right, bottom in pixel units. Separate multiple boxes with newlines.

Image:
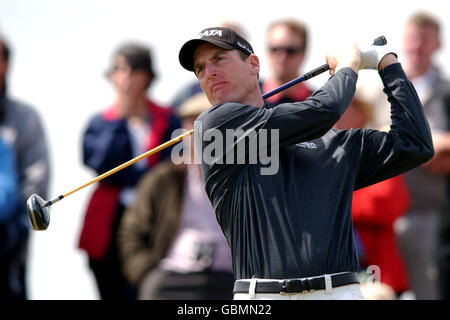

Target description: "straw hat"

left=176, top=93, right=212, bottom=118
left=352, top=93, right=374, bottom=125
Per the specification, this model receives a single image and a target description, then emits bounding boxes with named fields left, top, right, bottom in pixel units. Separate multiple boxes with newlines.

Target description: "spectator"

left=333, top=93, right=373, bottom=130
left=0, top=137, right=21, bottom=297
left=118, top=93, right=235, bottom=300
left=352, top=176, right=411, bottom=297
left=360, top=11, right=450, bottom=300
left=0, top=34, right=50, bottom=300
left=392, top=12, right=450, bottom=300
left=262, top=18, right=313, bottom=107
left=0, top=138, right=20, bottom=224
left=78, top=42, right=180, bottom=300
left=429, top=109, right=450, bottom=299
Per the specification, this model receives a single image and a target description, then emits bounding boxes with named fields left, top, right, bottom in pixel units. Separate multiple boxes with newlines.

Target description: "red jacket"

left=78, top=100, right=178, bottom=260
left=352, top=175, right=410, bottom=293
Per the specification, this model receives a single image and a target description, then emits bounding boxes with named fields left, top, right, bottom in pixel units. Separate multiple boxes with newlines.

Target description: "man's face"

left=403, top=23, right=440, bottom=68
left=266, top=25, right=305, bottom=82
left=193, top=43, right=257, bottom=106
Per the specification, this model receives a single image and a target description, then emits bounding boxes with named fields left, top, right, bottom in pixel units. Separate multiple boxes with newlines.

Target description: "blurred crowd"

left=1, top=11, right=449, bottom=300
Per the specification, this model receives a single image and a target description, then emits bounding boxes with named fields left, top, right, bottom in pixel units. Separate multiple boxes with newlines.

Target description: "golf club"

left=27, top=35, right=387, bottom=230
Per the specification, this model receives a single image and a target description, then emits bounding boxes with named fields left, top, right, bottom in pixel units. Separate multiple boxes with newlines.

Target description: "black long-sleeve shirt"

left=193, top=63, right=434, bottom=280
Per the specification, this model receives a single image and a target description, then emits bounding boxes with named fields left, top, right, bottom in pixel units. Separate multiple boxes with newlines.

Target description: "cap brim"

left=179, top=38, right=235, bottom=72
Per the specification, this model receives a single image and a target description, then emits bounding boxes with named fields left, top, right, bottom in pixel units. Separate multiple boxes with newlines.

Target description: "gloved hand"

left=359, top=36, right=397, bottom=70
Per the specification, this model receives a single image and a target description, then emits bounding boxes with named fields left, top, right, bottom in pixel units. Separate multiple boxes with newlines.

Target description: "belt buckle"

left=280, top=278, right=312, bottom=295
left=280, top=280, right=288, bottom=295
left=280, top=279, right=303, bottom=295
left=301, top=278, right=312, bottom=292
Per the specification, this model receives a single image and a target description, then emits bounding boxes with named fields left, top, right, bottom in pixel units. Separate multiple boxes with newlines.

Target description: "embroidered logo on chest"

left=297, top=142, right=318, bottom=149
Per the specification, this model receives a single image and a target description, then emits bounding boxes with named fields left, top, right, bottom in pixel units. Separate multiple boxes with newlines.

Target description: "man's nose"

left=204, top=63, right=218, bottom=78
left=272, top=50, right=289, bottom=62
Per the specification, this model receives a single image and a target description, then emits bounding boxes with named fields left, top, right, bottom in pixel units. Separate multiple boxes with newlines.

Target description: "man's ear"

left=248, top=54, right=260, bottom=76
left=435, top=38, right=441, bottom=51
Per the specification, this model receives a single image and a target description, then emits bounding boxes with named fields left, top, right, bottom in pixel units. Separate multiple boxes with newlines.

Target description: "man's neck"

left=242, top=91, right=265, bottom=108
left=274, top=74, right=300, bottom=87
left=249, top=83, right=265, bottom=108
left=117, top=94, right=148, bottom=119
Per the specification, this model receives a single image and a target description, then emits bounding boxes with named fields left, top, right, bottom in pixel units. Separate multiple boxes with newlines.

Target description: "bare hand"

left=326, top=42, right=361, bottom=75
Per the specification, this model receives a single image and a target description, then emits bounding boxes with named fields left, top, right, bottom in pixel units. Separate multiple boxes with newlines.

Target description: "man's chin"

left=210, top=95, right=227, bottom=106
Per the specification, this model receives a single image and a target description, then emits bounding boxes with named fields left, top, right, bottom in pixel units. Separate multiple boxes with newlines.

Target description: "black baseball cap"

left=179, top=27, right=254, bottom=72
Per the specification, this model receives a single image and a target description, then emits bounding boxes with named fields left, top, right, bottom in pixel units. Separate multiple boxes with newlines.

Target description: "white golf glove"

left=359, top=36, right=397, bottom=70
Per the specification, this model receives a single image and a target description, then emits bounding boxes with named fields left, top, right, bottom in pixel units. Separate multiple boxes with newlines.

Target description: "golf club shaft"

left=64, top=129, right=193, bottom=198
left=46, top=63, right=330, bottom=206
left=262, top=63, right=329, bottom=98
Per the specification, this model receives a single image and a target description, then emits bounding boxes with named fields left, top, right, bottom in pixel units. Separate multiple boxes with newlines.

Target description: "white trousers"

left=234, top=279, right=364, bottom=300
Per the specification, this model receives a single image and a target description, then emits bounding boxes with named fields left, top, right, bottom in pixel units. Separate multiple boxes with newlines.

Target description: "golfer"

left=178, top=27, right=434, bottom=300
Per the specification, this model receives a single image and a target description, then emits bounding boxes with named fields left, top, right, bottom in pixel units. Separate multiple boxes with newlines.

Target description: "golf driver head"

left=27, top=194, right=50, bottom=231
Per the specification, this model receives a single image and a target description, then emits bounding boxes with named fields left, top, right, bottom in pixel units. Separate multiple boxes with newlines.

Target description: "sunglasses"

left=268, top=46, right=304, bottom=55
left=110, top=65, right=146, bottom=74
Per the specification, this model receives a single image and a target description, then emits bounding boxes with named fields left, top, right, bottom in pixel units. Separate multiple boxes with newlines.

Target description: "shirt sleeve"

left=18, top=108, right=50, bottom=200
left=263, top=68, right=357, bottom=146
left=195, top=68, right=358, bottom=159
left=354, top=63, right=434, bottom=189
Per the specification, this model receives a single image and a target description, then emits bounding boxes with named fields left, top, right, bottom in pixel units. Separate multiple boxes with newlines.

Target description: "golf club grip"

left=373, top=35, right=387, bottom=46
left=303, top=63, right=330, bottom=81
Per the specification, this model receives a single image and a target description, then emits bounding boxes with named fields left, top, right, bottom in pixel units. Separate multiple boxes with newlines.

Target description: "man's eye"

left=196, top=67, right=203, bottom=75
